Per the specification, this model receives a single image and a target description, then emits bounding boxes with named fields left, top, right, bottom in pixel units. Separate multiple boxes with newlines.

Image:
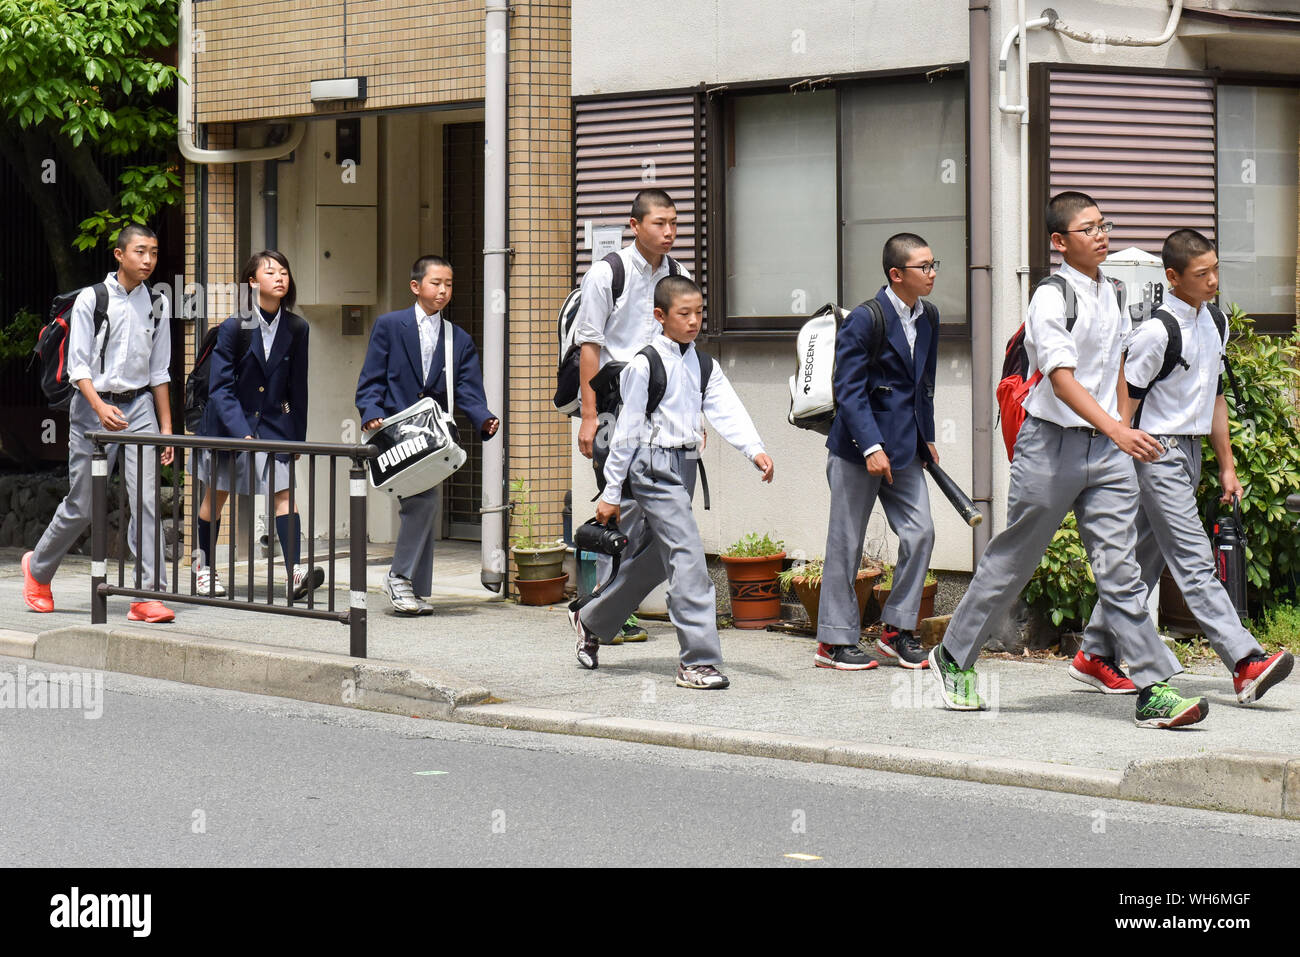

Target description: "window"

left=1217, top=85, right=1300, bottom=324
left=717, top=72, right=968, bottom=333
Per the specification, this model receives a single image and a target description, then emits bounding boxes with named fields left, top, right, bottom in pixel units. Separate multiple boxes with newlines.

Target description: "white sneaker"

left=289, top=564, right=325, bottom=601
left=195, top=567, right=226, bottom=597
left=415, top=597, right=435, bottom=616
left=385, top=573, right=421, bottom=616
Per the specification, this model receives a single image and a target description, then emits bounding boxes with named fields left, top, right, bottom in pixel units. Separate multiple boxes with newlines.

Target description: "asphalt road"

left=4, top=656, right=1300, bottom=868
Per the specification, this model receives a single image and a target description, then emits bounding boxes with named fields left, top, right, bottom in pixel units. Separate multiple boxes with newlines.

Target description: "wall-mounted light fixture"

left=309, top=77, right=367, bottom=103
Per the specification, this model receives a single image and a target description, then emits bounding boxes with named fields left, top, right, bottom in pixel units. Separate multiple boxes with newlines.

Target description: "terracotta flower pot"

left=872, top=578, right=937, bottom=629
left=791, top=568, right=880, bottom=634
left=720, top=552, right=786, bottom=629
left=514, top=573, right=568, bottom=606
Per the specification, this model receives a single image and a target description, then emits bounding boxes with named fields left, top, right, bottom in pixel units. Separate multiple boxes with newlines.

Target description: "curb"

left=31, top=625, right=491, bottom=719
left=17, top=626, right=1300, bottom=820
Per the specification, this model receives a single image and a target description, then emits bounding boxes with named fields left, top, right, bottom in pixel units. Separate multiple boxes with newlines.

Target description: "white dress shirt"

left=257, top=306, right=281, bottom=361
left=415, top=304, right=442, bottom=383
left=884, top=286, right=922, bottom=357
left=573, top=243, right=693, bottom=367
left=1022, top=261, right=1128, bottom=428
left=66, top=272, right=171, bottom=393
left=1124, top=292, right=1225, bottom=437
left=600, top=335, right=765, bottom=506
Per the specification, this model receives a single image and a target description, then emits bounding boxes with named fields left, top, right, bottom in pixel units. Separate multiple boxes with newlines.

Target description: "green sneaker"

left=928, top=645, right=987, bottom=711
left=619, top=615, right=649, bottom=643
left=1135, top=683, right=1208, bottom=729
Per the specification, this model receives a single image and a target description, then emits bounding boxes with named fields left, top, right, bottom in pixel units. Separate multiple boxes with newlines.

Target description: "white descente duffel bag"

left=364, top=320, right=467, bottom=498
left=787, top=302, right=849, bottom=435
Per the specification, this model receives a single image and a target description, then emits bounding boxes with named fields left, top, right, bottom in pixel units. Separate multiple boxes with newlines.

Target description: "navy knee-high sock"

left=275, top=513, right=300, bottom=576
left=197, top=518, right=214, bottom=569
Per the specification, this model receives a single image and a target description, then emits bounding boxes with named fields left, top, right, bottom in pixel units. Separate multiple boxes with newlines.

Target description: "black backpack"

left=553, top=250, right=682, bottom=415
left=586, top=344, right=715, bottom=507
left=1129, top=302, right=1242, bottom=429
left=184, top=322, right=254, bottom=433
left=34, top=283, right=162, bottom=410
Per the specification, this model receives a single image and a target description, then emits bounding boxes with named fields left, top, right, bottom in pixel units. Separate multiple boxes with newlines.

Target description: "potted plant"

left=871, top=565, right=939, bottom=626
left=719, top=532, right=786, bottom=629
left=778, top=557, right=881, bottom=634
left=509, top=479, right=568, bottom=604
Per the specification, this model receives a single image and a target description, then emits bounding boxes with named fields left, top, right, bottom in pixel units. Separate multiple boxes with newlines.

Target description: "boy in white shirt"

left=569, top=276, right=775, bottom=689
left=1075, top=228, right=1291, bottom=704
left=930, top=192, right=1208, bottom=729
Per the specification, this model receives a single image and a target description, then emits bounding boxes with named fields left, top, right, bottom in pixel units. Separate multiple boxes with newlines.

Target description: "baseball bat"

left=924, top=461, right=983, bottom=527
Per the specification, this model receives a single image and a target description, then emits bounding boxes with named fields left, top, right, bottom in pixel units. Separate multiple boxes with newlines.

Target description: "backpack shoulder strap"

left=1107, top=276, right=1126, bottom=316
left=1035, top=274, right=1078, bottom=331
left=442, top=319, right=456, bottom=418
left=603, top=251, right=626, bottom=305
left=91, top=283, right=109, bottom=330
left=1207, top=302, right=1227, bottom=343
left=696, top=349, right=713, bottom=396
left=862, top=298, right=887, bottom=368
left=1151, top=308, right=1189, bottom=385
left=1206, top=303, right=1244, bottom=412
left=640, top=345, right=667, bottom=416
left=667, top=255, right=681, bottom=277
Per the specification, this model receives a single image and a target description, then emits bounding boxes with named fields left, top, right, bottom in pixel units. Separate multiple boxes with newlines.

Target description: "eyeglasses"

left=1063, top=221, right=1114, bottom=238
left=899, top=261, right=940, bottom=276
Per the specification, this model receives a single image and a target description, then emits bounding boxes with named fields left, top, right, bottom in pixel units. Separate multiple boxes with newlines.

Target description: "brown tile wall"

left=506, top=1, right=571, bottom=547
left=193, top=0, right=485, bottom=122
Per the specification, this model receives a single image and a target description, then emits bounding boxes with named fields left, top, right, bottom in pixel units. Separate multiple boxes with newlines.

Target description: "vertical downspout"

left=969, top=1, right=993, bottom=557
left=480, top=0, right=509, bottom=592
left=264, top=157, right=278, bottom=249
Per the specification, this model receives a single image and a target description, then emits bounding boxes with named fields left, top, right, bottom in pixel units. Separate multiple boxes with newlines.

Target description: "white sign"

left=592, top=226, right=624, bottom=260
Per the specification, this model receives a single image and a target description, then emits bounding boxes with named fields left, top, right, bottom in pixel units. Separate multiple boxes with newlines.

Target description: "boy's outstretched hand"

left=753, top=453, right=775, bottom=483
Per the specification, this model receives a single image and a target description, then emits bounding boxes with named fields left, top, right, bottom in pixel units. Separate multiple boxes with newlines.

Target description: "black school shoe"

left=814, top=642, right=880, bottom=671
left=876, top=625, right=929, bottom=669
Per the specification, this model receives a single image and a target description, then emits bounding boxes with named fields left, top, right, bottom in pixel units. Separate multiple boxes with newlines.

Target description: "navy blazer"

left=201, top=311, right=309, bottom=442
left=826, top=287, right=938, bottom=470
left=354, top=307, right=496, bottom=440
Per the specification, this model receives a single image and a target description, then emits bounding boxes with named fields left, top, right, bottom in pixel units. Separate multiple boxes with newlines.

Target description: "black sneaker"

left=569, top=605, right=599, bottom=670
left=876, top=625, right=928, bottom=669
left=814, top=642, right=879, bottom=671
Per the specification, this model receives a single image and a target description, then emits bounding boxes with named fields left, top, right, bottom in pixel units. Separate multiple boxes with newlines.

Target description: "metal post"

left=91, top=445, right=108, bottom=623
left=348, top=463, right=368, bottom=658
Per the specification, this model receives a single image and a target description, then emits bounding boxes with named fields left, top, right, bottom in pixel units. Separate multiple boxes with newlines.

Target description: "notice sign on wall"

left=592, top=225, right=624, bottom=259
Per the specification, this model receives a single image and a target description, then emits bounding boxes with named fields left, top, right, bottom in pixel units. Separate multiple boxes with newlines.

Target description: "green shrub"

left=1249, top=602, right=1300, bottom=655
left=0, top=308, right=42, bottom=361
left=1022, top=512, right=1097, bottom=628
left=876, top=565, right=936, bottom=590
left=722, top=532, right=785, bottom=558
left=1198, top=306, right=1300, bottom=609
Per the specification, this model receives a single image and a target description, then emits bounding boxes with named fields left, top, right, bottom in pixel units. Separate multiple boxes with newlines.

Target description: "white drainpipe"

left=480, top=0, right=509, bottom=592
left=177, top=0, right=305, bottom=164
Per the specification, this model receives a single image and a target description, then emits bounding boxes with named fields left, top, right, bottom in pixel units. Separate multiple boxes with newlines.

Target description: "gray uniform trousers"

left=816, top=454, right=934, bottom=644
left=1082, top=436, right=1260, bottom=671
left=580, top=448, right=721, bottom=667
left=390, top=485, right=441, bottom=597
left=941, top=416, right=1180, bottom=688
left=32, top=391, right=168, bottom=590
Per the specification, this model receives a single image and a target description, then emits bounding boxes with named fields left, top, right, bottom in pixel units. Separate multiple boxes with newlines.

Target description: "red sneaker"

left=1068, top=651, right=1137, bottom=694
left=21, top=551, right=53, bottom=613
left=1233, top=650, right=1293, bottom=704
left=127, top=600, right=175, bottom=623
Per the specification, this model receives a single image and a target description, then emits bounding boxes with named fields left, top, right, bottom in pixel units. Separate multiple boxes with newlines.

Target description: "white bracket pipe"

left=177, top=0, right=306, bottom=164
left=1044, top=1, right=1185, bottom=48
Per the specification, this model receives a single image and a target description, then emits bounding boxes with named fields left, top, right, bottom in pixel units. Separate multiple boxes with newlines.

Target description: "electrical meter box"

left=1104, top=246, right=1167, bottom=321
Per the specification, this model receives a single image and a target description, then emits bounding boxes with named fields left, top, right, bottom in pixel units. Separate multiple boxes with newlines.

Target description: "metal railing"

left=86, top=431, right=377, bottom=657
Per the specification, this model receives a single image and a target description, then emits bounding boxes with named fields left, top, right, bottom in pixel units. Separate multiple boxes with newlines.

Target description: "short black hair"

left=882, top=233, right=929, bottom=282
left=115, top=223, right=157, bottom=250
left=410, top=255, right=453, bottom=283
left=631, top=189, right=675, bottom=222
left=1162, top=229, right=1216, bottom=274
left=1046, top=191, right=1100, bottom=236
left=653, top=274, right=701, bottom=314
left=240, top=249, right=297, bottom=312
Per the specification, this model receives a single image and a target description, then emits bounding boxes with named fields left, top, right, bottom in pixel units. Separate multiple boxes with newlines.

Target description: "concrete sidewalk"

left=4, top=546, right=1298, bottom=819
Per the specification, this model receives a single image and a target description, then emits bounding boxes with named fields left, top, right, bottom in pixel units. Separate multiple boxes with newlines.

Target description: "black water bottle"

left=1212, top=497, right=1247, bottom=620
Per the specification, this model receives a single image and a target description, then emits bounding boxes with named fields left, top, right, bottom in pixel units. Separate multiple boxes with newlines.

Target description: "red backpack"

left=996, top=274, right=1125, bottom=460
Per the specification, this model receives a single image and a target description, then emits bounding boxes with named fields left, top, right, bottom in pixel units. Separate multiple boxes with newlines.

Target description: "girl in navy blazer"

left=191, top=250, right=323, bottom=601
